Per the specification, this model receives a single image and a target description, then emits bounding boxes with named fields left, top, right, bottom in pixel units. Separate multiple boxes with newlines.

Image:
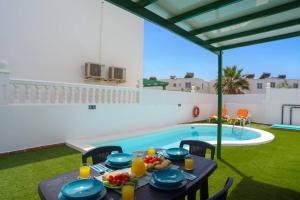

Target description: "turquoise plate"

left=58, top=188, right=107, bottom=200
left=60, top=178, right=104, bottom=199
left=149, top=177, right=187, bottom=191
left=152, top=169, right=184, bottom=186
left=166, top=148, right=189, bottom=159
left=105, top=160, right=131, bottom=169
left=107, top=153, right=132, bottom=165
left=163, top=153, right=185, bottom=161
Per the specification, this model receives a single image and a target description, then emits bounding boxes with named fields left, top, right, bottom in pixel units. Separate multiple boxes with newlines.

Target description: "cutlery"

left=181, top=170, right=197, bottom=180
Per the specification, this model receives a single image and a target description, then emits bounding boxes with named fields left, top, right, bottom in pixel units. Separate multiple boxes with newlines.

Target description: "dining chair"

left=82, top=146, right=123, bottom=165
left=179, top=140, right=215, bottom=160
left=207, top=177, right=233, bottom=200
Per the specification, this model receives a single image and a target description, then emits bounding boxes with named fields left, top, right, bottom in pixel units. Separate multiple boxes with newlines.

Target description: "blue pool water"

left=89, top=125, right=260, bottom=153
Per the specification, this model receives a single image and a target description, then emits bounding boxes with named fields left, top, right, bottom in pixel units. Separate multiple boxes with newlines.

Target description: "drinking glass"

left=148, top=147, right=155, bottom=157
left=122, top=184, right=135, bottom=200
left=131, top=151, right=146, bottom=177
left=184, top=157, right=194, bottom=171
left=79, top=164, right=91, bottom=179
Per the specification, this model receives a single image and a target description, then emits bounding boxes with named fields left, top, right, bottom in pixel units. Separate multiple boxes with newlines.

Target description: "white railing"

left=7, top=78, right=140, bottom=105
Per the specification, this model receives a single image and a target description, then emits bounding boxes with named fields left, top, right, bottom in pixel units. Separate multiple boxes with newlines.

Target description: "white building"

left=244, top=73, right=300, bottom=94
left=160, top=73, right=211, bottom=93
left=0, top=0, right=143, bottom=87
left=161, top=73, right=300, bottom=94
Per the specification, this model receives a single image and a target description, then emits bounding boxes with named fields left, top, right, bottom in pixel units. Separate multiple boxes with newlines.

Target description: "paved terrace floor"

left=0, top=124, right=299, bottom=200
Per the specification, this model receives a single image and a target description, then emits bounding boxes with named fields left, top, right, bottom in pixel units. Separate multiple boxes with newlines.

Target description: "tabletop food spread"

left=38, top=148, right=216, bottom=200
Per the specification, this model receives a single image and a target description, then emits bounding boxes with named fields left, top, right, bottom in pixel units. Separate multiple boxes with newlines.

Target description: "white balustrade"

left=54, top=86, right=59, bottom=104
left=82, top=88, right=87, bottom=104
left=101, top=89, right=105, bottom=103
left=45, top=86, right=50, bottom=104
left=77, top=87, right=82, bottom=104
left=128, top=90, right=131, bottom=104
left=6, top=78, right=140, bottom=105
left=35, top=85, right=41, bottom=104
left=61, top=86, right=67, bottom=104
left=112, top=90, right=116, bottom=103
left=95, top=89, right=100, bottom=104
left=123, top=90, right=126, bottom=104
left=13, top=84, right=20, bottom=104
left=25, top=84, right=31, bottom=104
left=118, top=90, right=121, bottom=104
left=107, top=89, right=111, bottom=103
left=91, top=88, right=95, bottom=104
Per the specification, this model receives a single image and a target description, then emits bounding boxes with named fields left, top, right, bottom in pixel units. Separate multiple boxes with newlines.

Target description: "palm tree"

left=214, top=66, right=249, bottom=94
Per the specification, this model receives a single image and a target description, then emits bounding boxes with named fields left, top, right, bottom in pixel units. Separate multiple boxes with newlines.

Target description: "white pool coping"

left=66, top=123, right=275, bottom=152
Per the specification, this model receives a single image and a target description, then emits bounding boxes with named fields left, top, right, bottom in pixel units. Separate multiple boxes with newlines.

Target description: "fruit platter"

left=144, top=156, right=172, bottom=171
left=102, top=172, right=137, bottom=189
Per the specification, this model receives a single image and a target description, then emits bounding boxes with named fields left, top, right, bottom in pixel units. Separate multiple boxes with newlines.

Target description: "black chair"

left=82, top=146, right=123, bottom=165
left=179, top=140, right=215, bottom=160
left=207, top=178, right=233, bottom=200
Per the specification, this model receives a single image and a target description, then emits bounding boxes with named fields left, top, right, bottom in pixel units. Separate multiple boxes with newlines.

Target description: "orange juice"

left=79, top=165, right=90, bottom=179
left=131, top=158, right=146, bottom=177
left=148, top=147, right=155, bottom=157
left=184, top=158, right=194, bottom=170
left=122, top=185, right=135, bottom=200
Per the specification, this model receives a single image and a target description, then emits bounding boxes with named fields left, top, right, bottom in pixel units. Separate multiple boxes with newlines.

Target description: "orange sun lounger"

left=208, top=107, right=230, bottom=123
left=230, top=108, right=250, bottom=126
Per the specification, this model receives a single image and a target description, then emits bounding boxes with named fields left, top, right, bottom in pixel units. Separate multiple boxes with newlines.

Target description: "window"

left=293, top=83, right=299, bottom=88
left=179, top=83, right=181, bottom=87
left=201, top=83, right=204, bottom=89
left=270, top=82, right=276, bottom=88
left=173, top=83, right=176, bottom=87
left=257, top=83, right=262, bottom=89
left=185, top=82, right=191, bottom=89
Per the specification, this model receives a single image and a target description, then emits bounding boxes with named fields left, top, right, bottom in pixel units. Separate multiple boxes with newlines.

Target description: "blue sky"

left=144, top=21, right=300, bottom=81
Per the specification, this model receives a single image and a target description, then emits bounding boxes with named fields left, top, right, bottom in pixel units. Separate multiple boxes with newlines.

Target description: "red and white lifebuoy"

left=193, top=106, right=200, bottom=117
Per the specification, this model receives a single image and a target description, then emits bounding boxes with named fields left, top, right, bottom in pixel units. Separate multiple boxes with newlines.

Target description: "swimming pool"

left=67, top=124, right=275, bottom=153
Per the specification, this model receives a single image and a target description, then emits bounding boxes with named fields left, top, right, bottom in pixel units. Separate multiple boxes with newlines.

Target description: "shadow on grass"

left=219, top=159, right=300, bottom=200
left=0, top=145, right=80, bottom=170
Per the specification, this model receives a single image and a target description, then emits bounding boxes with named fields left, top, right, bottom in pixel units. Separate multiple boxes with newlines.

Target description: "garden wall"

left=0, top=81, right=216, bottom=153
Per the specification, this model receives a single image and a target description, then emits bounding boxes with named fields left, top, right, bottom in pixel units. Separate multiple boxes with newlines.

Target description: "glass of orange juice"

left=79, top=164, right=91, bottom=179
left=184, top=156, right=194, bottom=171
left=148, top=147, right=155, bottom=157
left=122, top=184, right=135, bottom=200
left=131, top=152, right=146, bottom=177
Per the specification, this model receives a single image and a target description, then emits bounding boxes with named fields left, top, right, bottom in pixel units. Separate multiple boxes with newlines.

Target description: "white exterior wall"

left=0, top=88, right=216, bottom=153
left=223, top=88, right=300, bottom=125
left=223, top=94, right=267, bottom=123
left=0, top=0, right=143, bottom=87
left=265, top=88, right=300, bottom=125
left=0, top=72, right=300, bottom=153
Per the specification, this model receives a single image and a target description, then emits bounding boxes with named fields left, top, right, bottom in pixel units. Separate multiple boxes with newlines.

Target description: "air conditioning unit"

left=84, top=62, right=105, bottom=79
left=108, top=66, right=126, bottom=82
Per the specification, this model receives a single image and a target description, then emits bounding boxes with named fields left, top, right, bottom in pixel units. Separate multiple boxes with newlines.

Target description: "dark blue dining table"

left=38, top=155, right=217, bottom=200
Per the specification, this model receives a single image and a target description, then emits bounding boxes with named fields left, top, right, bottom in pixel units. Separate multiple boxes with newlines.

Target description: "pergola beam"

left=168, top=0, right=241, bottom=23
left=190, top=1, right=300, bottom=35
left=216, top=30, right=300, bottom=50
left=207, top=18, right=300, bottom=44
left=106, top=0, right=217, bottom=53
left=137, top=0, right=157, bottom=7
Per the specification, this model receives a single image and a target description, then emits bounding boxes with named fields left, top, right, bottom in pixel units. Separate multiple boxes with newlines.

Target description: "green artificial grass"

left=0, top=124, right=299, bottom=200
